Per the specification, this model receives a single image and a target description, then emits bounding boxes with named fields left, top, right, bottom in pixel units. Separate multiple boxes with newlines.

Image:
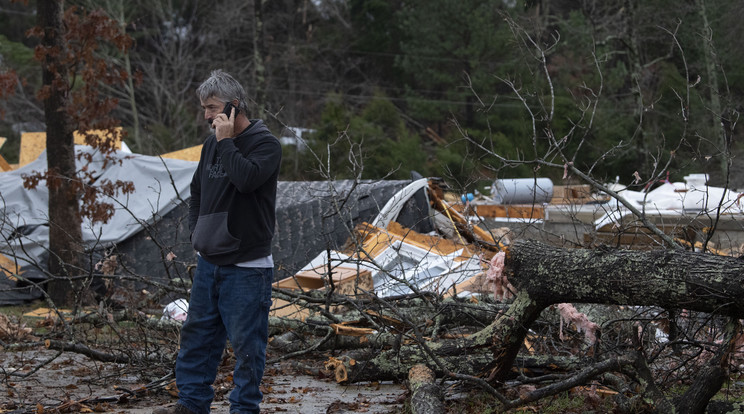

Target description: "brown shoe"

left=151, top=403, right=197, bottom=414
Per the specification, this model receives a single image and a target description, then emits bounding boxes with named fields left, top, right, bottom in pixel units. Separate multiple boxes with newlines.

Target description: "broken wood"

left=270, top=293, right=508, bottom=337
left=427, top=184, right=502, bottom=250
left=325, top=346, right=496, bottom=383
left=45, top=339, right=133, bottom=364
left=505, top=239, right=744, bottom=318
left=322, top=239, right=744, bottom=413
left=408, top=364, right=445, bottom=414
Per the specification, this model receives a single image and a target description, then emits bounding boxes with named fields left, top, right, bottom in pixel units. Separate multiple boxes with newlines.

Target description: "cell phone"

left=222, top=102, right=240, bottom=117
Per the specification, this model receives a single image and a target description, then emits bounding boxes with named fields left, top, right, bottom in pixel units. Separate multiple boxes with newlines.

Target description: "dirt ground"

left=1, top=347, right=408, bottom=414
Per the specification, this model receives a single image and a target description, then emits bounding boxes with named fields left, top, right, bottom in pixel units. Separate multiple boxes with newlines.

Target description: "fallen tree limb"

left=325, top=240, right=744, bottom=412
left=482, top=240, right=744, bottom=382
left=271, top=294, right=506, bottom=332
left=503, top=354, right=634, bottom=409
left=506, top=240, right=744, bottom=318
left=325, top=348, right=496, bottom=383
left=324, top=339, right=590, bottom=384
left=408, top=364, right=445, bottom=414
left=671, top=318, right=741, bottom=414
left=45, top=339, right=133, bottom=363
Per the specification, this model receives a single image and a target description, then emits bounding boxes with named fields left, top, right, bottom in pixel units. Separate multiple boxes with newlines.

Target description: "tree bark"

left=325, top=349, right=495, bottom=384
left=695, top=0, right=728, bottom=177
left=252, top=0, right=266, bottom=116
left=505, top=240, right=744, bottom=318
left=408, top=364, right=445, bottom=414
left=673, top=318, right=741, bottom=414
left=38, top=0, right=84, bottom=305
left=481, top=239, right=744, bottom=382
left=325, top=240, right=743, bottom=412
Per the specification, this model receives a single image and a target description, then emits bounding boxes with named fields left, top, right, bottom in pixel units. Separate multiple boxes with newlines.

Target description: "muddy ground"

left=1, top=347, right=409, bottom=414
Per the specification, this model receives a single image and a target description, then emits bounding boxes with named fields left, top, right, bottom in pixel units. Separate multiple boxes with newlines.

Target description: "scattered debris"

left=162, top=299, right=189, bottom=322
left=0, top=313, right=36, bottom=341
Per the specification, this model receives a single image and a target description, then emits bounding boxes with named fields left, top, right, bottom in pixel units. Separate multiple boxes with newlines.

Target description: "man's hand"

left=212, top=106, right=235, bottom=141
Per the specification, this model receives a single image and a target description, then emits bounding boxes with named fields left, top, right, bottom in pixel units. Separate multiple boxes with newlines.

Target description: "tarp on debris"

left=113, top=179, right=417, bottom=285
left=0, top=146, right=196, bottom=304
left=0, top=145, right=421, bottom=305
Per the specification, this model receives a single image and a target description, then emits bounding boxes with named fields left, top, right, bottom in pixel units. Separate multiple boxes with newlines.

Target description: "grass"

left=0, top=300, right=43, bottom=318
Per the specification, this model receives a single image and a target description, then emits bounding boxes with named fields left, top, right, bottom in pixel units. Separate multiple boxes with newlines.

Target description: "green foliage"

left=498, top=0, right=744, bottom=186
left=0, top=0, right=37, bottom=46
left=0, top=124, right=19, bottom=163
left=0, top=35, right=35, bottom=71
left=434, top=141, right=476, bottom=186
left=301, top=92, right=431, bottom=180
left=349, top=0, right=404, bottom=83
left=395, top=0, right=515, bottom=128
left=0, top=0, right=742, bottom=190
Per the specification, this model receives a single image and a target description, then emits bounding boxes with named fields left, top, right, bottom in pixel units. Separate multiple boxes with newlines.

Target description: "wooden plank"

left=271, top=266, right=374, bottom=319
left=22, top=307, right=76, bottom=321
left=428, top=190, right=503, bottom=250
left=550, top=184, right=594, bottom=204
left=452, top=203, right=545, bottom=219
left=19, top=129, right=123, bottom=166
left=275, top=266, right=373, bottom=297
left=385, top=221, right=466, bottom=255
left=594, top=223, right=695, bottom=239
left=0, top=153, right=11, bottom=171
left=160, top=144, right=203, bottom=161
left=330, top=323, right=376, bottom=336
left=584, top=232, right=666, bottom=249
left=358, top=229, right=396, bottom=259
left=350, top=221, right=472, bottom=260
left=444, top=272, right=488, bottom=297
left=269, top=298, right=310, bottom=320
left=0, top=253, right=21, bottom=279
left=19, top=131, right=46, bottom=166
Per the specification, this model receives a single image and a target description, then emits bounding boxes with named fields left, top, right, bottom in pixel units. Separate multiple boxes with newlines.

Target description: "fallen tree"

left=315, top=240, right=744, bottom=413
left=408, top=364, right=446, bottom=414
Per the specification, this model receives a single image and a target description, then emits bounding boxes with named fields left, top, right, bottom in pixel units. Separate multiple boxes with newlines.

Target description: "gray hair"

left=196, top=69, right=249, bottom=114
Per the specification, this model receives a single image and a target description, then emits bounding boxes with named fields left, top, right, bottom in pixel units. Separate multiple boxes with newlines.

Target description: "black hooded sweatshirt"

left=188, top=119, right=281, bottom=265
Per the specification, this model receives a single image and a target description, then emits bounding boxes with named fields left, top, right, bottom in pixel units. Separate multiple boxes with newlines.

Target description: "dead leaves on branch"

left=0, top=313, right=36, bottom=342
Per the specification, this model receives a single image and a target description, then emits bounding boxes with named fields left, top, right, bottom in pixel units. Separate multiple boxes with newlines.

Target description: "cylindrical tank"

left=492, top=178, right=554, bottom=204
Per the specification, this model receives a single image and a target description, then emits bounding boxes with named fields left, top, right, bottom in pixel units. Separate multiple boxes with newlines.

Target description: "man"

left=154, top=69, right=281, bottom=414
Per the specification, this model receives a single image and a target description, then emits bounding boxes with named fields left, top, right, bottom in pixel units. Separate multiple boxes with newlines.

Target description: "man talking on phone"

left=154, top=69, right=281, bottom=414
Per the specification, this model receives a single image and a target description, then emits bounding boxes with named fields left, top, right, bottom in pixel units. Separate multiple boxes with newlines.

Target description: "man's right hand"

left=213, top=106, right=236, bottom=141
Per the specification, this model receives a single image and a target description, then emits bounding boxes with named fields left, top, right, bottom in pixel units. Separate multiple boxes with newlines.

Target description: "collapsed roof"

left=0, top=146, right=419, bottom=305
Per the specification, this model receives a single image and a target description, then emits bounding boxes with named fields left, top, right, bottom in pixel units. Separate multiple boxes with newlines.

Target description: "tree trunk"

left=695, top=0, right=728, bottom=177
left=480, top=239, right=744, bottom=383
left=673, top=319, right=740, bottom=414
left=38, top=0, right=83, bottom=305
left=252, top=0, right=266, bottom=116
left=505, top=240, right=744, bottom=318
left=325, top=349, right=495, bottom=384
left=408, top=364, right=445, bottom=414
left=326, top=240, right=742, bottom=412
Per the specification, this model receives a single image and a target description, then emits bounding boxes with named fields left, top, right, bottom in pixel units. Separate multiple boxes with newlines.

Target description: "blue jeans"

left=175, top=256, right=273, bottom=414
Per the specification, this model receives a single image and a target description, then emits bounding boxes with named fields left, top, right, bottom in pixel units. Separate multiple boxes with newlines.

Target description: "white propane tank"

left=492, top=178, right=554, bottom=204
